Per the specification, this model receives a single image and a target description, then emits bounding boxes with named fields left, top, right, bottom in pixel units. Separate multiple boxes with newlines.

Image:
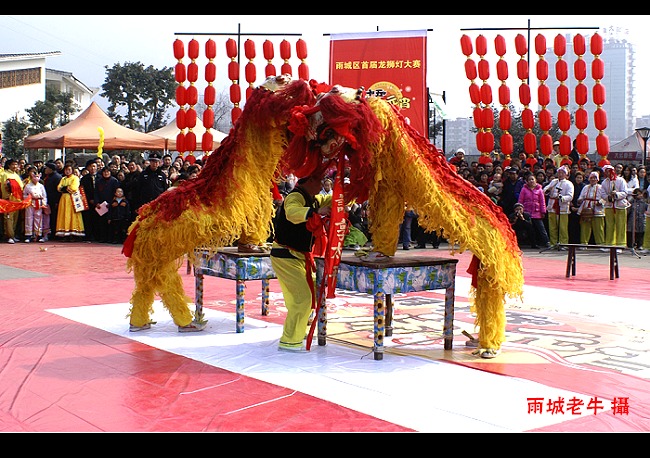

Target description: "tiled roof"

left=0, top=52, right=61, bottom=61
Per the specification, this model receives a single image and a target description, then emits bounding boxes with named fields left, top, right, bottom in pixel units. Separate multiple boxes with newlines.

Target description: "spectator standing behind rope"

left=270, top=173, right=332, bottom=352
left=543, top=165, right=574, bottom=247
left=576, top=171, right=605, bottom=246
left=42, top=161, right=62, bottom=241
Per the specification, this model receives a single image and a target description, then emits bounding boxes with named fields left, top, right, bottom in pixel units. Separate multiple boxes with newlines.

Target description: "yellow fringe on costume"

left=126, top=103, right=291, bottom=328
left=365, top=97, right=524, bottom=351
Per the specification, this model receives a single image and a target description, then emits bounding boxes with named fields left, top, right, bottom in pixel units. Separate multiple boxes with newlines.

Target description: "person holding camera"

left=508, top=203, right=534, bottom=248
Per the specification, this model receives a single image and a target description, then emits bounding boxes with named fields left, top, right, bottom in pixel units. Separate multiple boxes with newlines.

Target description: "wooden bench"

left=559, top=244, right=621, bottom=280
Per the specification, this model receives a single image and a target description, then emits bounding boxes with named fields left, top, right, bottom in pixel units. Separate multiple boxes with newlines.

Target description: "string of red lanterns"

left=514, top=34, right=537, bottom=167
left=591, top=33, right=610, bottom=166
left=202, top=39, right=216, bottom=156
left=553, top=34, right=573, bottom=167
left=173, top=38, right=188, bottom=158
left=573, top=34, right=590, bottom=163
left=495, top=34, right=513, bottom=167
left=535, top=34, right=554, bottom=164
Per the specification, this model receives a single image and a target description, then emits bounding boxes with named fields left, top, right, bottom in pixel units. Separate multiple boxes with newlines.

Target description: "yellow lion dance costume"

left=123, top=75, right=524, bottom=358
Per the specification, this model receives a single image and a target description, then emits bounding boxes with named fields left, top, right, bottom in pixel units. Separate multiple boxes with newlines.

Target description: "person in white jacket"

left=543, top=165, right=574, bottom=247
left=577, top=171, right=605, bottom=246
left=598, top=164, right=630, bottom=250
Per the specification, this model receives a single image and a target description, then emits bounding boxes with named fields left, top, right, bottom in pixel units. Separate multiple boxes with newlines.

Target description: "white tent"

left=149, top=120, right=229, bottom=154
left=609, top=132, right=648, bottom=162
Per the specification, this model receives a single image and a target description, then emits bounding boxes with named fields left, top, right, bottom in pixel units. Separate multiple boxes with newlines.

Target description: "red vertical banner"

left=329, top=30, right=428, bottom=137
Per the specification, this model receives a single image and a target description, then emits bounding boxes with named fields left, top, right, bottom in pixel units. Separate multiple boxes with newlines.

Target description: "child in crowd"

left=108, top=187, right=131, bottom=244
left=23, top=168, right=48, bottom=243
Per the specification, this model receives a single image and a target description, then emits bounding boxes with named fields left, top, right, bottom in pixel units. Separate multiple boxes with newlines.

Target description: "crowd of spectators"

left=0, top=152, right=203, bottom=244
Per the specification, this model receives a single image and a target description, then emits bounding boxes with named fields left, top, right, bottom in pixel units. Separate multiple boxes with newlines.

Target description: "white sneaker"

left=616, top=249, right=623, bottom=254
left=24, top=238, right=31, bottom=243
left=599, top=248, right=608, bottom=252
left=38, top=238, right=46, bottom=243
left=7, top=238, right=14, bottom=244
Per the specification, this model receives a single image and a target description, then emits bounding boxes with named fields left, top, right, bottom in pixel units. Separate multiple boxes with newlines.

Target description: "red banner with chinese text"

left=329, top=30, right=428, bottom=137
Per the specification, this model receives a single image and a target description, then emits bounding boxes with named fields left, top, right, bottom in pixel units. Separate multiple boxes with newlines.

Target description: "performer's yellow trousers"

left=579, top=217, right=605, bottom=245
left=547, top=213, right=569, bottom=245
left=270, top=255, right=315, bottom=348
left=604, top=208, right=628, bottom=246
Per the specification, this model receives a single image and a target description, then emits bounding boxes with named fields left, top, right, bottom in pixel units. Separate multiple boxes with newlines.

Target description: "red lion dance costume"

left=124, top=75, right=524, bottom=358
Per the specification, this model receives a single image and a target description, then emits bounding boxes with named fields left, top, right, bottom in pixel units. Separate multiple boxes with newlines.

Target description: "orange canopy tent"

left=24, top=102, right=166, bottom=154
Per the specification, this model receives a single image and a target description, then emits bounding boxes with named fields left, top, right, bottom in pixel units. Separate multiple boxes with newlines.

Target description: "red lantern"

left=280, top=39, right=291, bottom=60
left=498, top=85, right=510, bottom=105
left=575, top=83, right=588, bottom=106
left=534, top=34, right=546, bottom=55
left=594, top=108, right=608, bottom=131
left=496, top=59, right=508, bottom=81
left=299, top=63, right=309, bottom=81
left=176, top=132, right=186, bottom=153
left=555, top=59, right=568, bottom=81
left=473, top=107, right=483, bottom=128
left=469, top=83, right=481, bottom=105
left=557, top=85, right=569, bottom=106
left=478, top=59, right=490, bottom=81
left=494, top=35, right=506, bottom=56
left=205, top=39, right=216, bottom=59
left=558, top=110, right=571, bottom=131
left=593, top=83, right=606, bottom=105
left=540, top=133, right=553, bottom=156
left=596, top=134, right=610, bottom=155
left=560, top=135, right=572, bottom=156
left=188, top=39, right=199, bottom=59
left=460, top=34, right=473, bottom=56
left=479, top=83, right=492, bottom=104
left=515, top=34, right=527, bottom=55
left=202, top=131, right=214, bottom=152
left=228, top=61, right=239, bottom=81
left=185, top=131, right=196, bottom=152
left=175, top=86, right=187, bottom=106
left=174, top=62, right=186, bottom=83
left=226, top=38, right=237, bottom=58
left=231, top=106, right=242, bottom=124
left=592, top=59, right=605, bottom=80
left=591, top=33, right=603, bottom=56
left=176, top=109, right=186, bottom=129
left=475, top=35, right=487, bottom=56
left=576, top=132, right=589, bottom=155
left=481, top=107, right=493, bottom=128
left=173, top=39, right=184, bottom=60
left=244, top=39, right=256, bottom=59
left=524, top=132, right=537, bottom=154
left=573, top=34, right=586, bottom=56
left=519, top=84, right=531, bottom=105
left=536, top=59, right=548, bottom=81
left=575, top=108, right=588, bottom=130
left=538, top=85, right=550, bottom=107
left=205, top=62, right=216, bottom=82
left=479, top=154, right=492, bottom=165
left=554, top=34, right=566, bottom=56
left=521, top=108, right=534, bottom=130
left=186, top=85, right=198, bottom=105
left=296, top=39, right=308, bottom=59
left=500, top=133, right=513, bottom=156
left=574, top=59, right=587, bottom=81
left=230, top=84, right=241, bottom=104
left=516, top=59, right=528, bottom=80
left=499, top=109, right=512, bottom=130
left=245, top=62, right=256, bottom=84
left=185, top=108, right=197, bottom=128
left=539, top=109, right=552, bottom=131
left=187, top=62, right=198, bottom=82
left=202, top=108, right=214, bottom=128
left=464, top=59, right=477, bottom=80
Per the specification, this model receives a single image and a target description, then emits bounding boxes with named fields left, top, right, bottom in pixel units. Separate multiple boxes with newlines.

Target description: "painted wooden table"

left=315, top=254, right=459, bottom=360
left=194, top=247, right=275, bottom=333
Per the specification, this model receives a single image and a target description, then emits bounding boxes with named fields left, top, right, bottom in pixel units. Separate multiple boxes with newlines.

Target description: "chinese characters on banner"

left=329, top=30, right=428, bottom=137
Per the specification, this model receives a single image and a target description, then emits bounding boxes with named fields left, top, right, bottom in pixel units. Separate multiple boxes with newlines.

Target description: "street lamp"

left=635, top=127, right=650, bottom=167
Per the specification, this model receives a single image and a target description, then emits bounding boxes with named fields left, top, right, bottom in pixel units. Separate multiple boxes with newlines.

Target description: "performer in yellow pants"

left=598, top=164, right=629, bottom=248
left=543, top=165, right=574, bottom=246
left=270, top=174, right=331, bottom=351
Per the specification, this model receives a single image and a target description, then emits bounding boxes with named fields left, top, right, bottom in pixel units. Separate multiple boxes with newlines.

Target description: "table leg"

left=261, top=279, right=269, bottom=316
left=317, top=289, right=327, bottom=346
left=571, top=247, right=576, bottom=276
left=610, top=248, right=620, bottom=279
left=195, top=273, right=204, bottom=321
left=373, top=291, right=385, bottom=361
left=385, top=294, right=393, bottom=337
left=443, top=282, right=455, bottom=350
left=235, top=279, right=245, bottom=333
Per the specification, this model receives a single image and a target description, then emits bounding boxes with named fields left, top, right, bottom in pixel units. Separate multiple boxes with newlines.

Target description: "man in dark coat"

left=79, top=159, right=99, bottom=242
left=42, top=161, right=62, bottom=241
left=133, top=152, right=168, bottom=215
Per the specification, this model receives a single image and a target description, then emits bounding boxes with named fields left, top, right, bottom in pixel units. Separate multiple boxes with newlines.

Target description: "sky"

left=1, top=14, right=649, bottom=120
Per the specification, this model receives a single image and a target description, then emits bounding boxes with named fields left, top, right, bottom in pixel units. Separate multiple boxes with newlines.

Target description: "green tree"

left=49, top=89, right=79, bottom=126
left=1, top=115, right=29, bottom=159
left=101, top=62, right=176, bottom=132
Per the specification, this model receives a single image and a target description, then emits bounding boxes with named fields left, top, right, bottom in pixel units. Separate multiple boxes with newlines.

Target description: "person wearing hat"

left=270, top=172, right=332, bottom=352
left=597, top=164, right=629, bottom=250
left=543, top=165, right=574, bottom=247
left=449, top=148, right=466, bottom=168
left=508, top=202, right=534, bottom=248
left=550, top=140, right=563, bottom=168
left=133, top=152, right=168, bottom=214
left=41, top=161, right=62, bottom=241
left=576, top=170, right=605, bottom=246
